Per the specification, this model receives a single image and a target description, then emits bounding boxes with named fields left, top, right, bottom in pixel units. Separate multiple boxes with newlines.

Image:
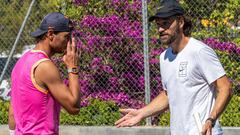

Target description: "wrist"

left=138, top=108, right=147, bottom=120
left=67, top=67, right=79, bottom=74
left=205, top=117, right=216, bottom=127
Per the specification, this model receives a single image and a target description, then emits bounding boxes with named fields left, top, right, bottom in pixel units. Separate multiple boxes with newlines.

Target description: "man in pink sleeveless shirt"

left=9, top=12, right=81, bottom=134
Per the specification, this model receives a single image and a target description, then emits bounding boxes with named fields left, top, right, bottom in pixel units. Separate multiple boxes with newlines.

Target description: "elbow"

left=64, top=98, right=81, bottom=115
left=225, top=80, right=233, bottom=99
left=66, top=107, right=80, bottom=115
left=228, top=82, right=233, bottom=97
left=67, top=101, right=80, bottom=115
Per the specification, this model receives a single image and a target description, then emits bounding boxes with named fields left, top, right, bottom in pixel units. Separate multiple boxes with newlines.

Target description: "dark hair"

left=35, top=33, right=47, bottom=43
left=182, top=15, right=192, bottom=36
left=34, top=31, right=61, bottom=43
left=171, top=15, right=192, bottom=36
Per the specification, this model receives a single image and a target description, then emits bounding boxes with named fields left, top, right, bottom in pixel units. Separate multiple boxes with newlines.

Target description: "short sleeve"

left=196, top=46, right=226, bottom=84
left=159, top=53, right=167, bottom=91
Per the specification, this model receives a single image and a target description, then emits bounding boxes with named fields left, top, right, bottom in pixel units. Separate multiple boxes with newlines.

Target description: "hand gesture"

left=63, top=37, right=80, bottom=68
left=115, top=108, right=143, bottom=127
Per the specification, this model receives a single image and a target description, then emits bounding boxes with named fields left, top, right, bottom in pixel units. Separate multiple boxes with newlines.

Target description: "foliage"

left=52, top=0, right=240, bottom=117
left=0, top=99, right=120, bottom=125
left=220, top=95, right=240, bottom=126
left=0, top=100, right=9, bottom=124
left=60, top=99, right=121, bottom=125
left=1, top=0, right=240, bottom=126
left=203, top=38, right=240, bottom=95
left=1, top=96, right=240, bottom=126
left=49, top=0, right=164, bottom=109
left=158, top=111, right=170, bottom=126
left=191, top=0, right=240, bottom=43
left=0, top=0, right=60, bottom=53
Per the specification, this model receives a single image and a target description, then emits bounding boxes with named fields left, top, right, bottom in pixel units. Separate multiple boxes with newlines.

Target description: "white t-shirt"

left=160, top=38, right=225, bottom=135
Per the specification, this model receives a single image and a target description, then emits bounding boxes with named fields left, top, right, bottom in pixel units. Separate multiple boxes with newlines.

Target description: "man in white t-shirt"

left=115, top=0, right=232, bottom=135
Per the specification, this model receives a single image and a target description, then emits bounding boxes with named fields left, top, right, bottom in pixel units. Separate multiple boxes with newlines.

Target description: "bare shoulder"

left=34, top=60, right=61, bottom=83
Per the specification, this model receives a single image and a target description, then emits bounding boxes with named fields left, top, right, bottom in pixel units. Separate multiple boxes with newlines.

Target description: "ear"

left=178, top=16, right=184, bottom=29
left=47, top=28, right=54, bottom=41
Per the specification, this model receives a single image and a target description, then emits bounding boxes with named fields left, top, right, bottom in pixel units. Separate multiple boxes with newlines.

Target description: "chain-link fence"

left=0, top=0, right=239, bottom=126
left=0, top=0, right=60, bottom=100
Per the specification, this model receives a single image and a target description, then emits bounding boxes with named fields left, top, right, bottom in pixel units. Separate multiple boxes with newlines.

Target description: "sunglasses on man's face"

left=155, top=17, right=176, bottom=30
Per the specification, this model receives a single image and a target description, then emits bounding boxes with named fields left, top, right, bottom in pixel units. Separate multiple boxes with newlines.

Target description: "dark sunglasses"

left=155, top=17, right=176, bottom=30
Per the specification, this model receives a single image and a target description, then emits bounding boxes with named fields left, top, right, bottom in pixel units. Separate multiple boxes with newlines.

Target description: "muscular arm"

left=35, top=60, right=80, bottom=114
left=35, top=38, right=81, bottom=115
left=209, top=75, right=232, bottom=120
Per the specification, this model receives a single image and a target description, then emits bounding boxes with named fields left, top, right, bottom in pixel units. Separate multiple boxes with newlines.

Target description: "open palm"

left=115, top=108, right=143, bottom=127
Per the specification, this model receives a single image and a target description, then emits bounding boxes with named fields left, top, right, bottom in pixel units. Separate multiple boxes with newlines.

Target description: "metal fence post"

left=142, top=0, right=151, bottom=126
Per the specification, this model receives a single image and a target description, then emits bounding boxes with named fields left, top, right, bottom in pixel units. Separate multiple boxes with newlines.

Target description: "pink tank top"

left=11, top=50, right=61, bottom=135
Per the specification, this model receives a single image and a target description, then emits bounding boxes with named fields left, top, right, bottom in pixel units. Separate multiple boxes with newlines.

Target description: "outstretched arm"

left=115, top=90, right=169, bottom=127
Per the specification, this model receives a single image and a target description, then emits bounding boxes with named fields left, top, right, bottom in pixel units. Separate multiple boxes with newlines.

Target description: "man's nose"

left=158, top=27, right=165, bottom=33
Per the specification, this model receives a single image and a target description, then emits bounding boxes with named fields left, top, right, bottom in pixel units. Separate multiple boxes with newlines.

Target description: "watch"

left=206, top=117, right=216, bottom=127
left=67, top=67, right=79, bottom=74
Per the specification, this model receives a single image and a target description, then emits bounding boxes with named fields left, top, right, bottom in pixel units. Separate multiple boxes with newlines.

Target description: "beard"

left=51, top=45, right=66, bottom=54
left=160, top=25, right=180, bottom=45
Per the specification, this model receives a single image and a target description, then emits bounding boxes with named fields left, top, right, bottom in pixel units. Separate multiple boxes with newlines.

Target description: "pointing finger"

left=67, top=40, right=71, bottom=55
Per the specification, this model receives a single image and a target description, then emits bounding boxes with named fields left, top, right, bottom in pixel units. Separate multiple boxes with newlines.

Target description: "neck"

left=33, top=40, right=53, bottom=57
left=171, top=34, right=190, bottom=54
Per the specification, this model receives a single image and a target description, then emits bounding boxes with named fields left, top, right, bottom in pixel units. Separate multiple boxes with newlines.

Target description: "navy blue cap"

left=31, top=12, right=72, bottom=37
left=149, top=0, right=184, bottom=22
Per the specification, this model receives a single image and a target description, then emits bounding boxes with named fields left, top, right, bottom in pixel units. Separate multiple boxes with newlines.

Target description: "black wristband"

left=206, top=117, right=216, bottom=127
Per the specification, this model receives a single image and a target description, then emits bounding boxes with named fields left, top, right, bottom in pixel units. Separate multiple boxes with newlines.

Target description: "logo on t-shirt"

left=179, top=62, right=188, bottom=77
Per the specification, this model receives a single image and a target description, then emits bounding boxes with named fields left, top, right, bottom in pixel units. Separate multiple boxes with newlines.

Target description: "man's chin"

left=160, top=37, right=175, bottom=45
left=160, top=39, right=170, bottom=45
left=160, top=36, right=169, bottom=43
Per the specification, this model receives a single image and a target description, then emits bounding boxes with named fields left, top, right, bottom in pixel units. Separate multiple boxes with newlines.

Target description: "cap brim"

left=149, top=14, right=173, bottom=22
left=148, top=13, right=176, bottom=22
left=30, top=28, right=47, bottom=37
left=149, top=12, right=184, bottom=22
left=149, top=16, right=158, bottom=22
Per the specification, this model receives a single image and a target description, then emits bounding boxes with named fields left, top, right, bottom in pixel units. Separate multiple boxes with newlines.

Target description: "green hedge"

left=60, top=99, right=121, bottom=125
left=0, top=100, right=9, bottom=124
left=1, top=96, right=240, bottom=126
left=220, top=95, right=240, bottom=126
left=0, top=99, right=121, bottom=126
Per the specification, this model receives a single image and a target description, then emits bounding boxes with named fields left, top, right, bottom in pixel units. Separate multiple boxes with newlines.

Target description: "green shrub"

left=0, top=99, right=121, bottom=125
left=216, top=50, right=240, bottom=95
left=220, top=95, right=240, bottom=126
left=1, top=97, right=240, bottom=126
left=60, top=99, right=121, bottom=125
left=158, top=111, right=170, bottom=126
left=0, top=100, right=9, bottom=124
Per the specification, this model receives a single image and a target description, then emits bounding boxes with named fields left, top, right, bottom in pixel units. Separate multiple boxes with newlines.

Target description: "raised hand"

left=62, top=37, right=80, bottom=68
